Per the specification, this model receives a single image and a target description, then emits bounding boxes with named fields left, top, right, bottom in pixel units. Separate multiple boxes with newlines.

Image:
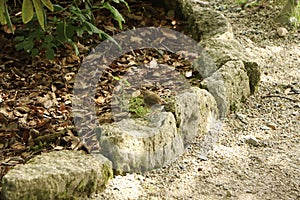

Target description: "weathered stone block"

left=177, top=0, right=233, bottom=40
left=2, top=150, right=113, bottom=200
left=197, top=36, right=260, bottom=93
left=99, top=112, right=184, bottom=174
left=175, top=87, right=219, bottom=145
left=201, top=60, right=251, bottom=118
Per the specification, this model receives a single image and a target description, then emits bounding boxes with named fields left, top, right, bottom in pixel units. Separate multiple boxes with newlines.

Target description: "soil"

left=93, top=1, right=300, bottom=199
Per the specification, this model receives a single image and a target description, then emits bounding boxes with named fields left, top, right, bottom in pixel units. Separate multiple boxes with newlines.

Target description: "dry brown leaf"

left=3, top=24, right=16, bottom=34
left=94, top=96, right=106, bottom=104
left=43, top=100, right=53, bottom=109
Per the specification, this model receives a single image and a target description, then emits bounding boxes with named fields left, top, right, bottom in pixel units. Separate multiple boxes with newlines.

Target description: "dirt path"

left=94, top=1, right=300, bottom=199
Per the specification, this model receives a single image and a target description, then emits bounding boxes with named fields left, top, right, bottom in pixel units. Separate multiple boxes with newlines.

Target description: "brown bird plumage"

left=142, top=90, right=163, bottom=108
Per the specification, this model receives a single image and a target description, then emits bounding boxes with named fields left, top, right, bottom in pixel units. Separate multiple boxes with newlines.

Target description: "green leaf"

left=32, top=0, right=45, bottom=30
left=65, top=25, right=76, bottom=38
left=112, top=76, right=120, bottom=81
left=14, top=36, right=25, bottom=42
left=45, top=47, right=55, bottom=59
left=74, top=26, right=87, bottom=37
left=68, top=41, right=79, bottom=56
left=0, top=0, right=7, bottom=25
left=41, top=0, right=53, bottom=11
left=55, top=21, right=78, bottom=56
left=120, top=0, right=130, bottom=11
left=4, top=1, right=14, bottom=33
left=16, top=39, right=34, bottom=52
left=22, top=0, right=34, bottom=24
left=112, top=0, right=130, bottom=11
left=53, top=4, right=64, bottom=12
left=15, top=41, right=26, bottom=51
left=56, top=22, right=72, bottom=44
left=23, top=40, right=34, bottom=51
left=83, top=21, right=101, bottom=34
left=31, top=48, right=39, bottom=56
left=34, top=28, right=44, bottom=40
left=100, top=30, right=122, bottom=51
left=69, top=5, right=88, bottom=22
left=103, top=2, right=125, bottom=29
left=56, top=21, right=67, bottom=42
left=44, top=34, right=53, bottom=43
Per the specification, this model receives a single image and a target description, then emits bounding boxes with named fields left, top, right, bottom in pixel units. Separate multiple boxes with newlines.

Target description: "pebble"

left=266, top=122, right=277, bottom=130
left=260, top=125, right=271, bottom=130
left=243, top=135, right=259, bottom=146
left=198, top=154, right=208, bottom=161
left=277, top=27, right=288, bottom=37
left=236, top=112, right=248, bottom=124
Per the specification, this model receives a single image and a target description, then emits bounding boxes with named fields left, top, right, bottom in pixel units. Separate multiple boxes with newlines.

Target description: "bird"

left=141, top=90, right=165, bottom=110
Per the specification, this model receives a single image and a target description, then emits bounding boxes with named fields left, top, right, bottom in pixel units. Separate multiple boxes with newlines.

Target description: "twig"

left=262, top=95, right=299, bottom=102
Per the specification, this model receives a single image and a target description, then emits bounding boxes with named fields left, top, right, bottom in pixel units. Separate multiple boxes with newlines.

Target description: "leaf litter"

left=0, top=0, right=198, bottom=193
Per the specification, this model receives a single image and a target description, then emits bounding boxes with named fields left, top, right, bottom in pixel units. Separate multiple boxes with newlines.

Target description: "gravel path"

left=93, top=1, right=300, bottom=199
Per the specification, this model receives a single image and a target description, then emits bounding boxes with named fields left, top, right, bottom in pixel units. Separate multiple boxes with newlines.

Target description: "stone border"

left=96, top=1, right=260, bottom=173
left=1, top=1, right=261, bottom=199
left=174, top=0, right=260, bottom=117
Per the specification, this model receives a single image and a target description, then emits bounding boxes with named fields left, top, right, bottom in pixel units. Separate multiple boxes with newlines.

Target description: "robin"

left=141, top=90, right=165, bottom=111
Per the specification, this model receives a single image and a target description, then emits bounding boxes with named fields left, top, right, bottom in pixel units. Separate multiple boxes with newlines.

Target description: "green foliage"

left=276, top=0, right=300, bottom=27
left=0, top=0, right=54, bottom=33
left=128, top=96, right=149, bottom=118
left=236, top=0, right=248, bottom=6
left=0, top=0, right=5, bottom=25
left=103, top=1, right=126, bottom=29
left=0, top=0, right=129, bottom=59
left=291, top=1, right=300, bottom=27
left=14, top=29, right=56, bottom=59
left=0, top=0, right=14, bottom=33
left=32, top=0, right=54, bottom=30
left=31, top=141, right=48, bottom=151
